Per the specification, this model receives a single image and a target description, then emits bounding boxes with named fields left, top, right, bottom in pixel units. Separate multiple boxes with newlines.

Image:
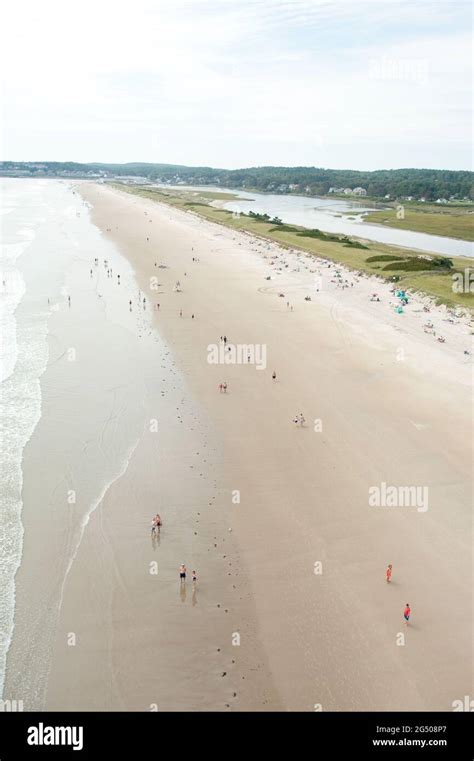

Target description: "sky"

left=0, top=0, right=471, bottom=170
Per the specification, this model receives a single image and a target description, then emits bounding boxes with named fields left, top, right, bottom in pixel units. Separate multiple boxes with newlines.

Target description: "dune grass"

left=364, top=204, right=474, bottom=241
left=113, top=184, right=474, bottom=310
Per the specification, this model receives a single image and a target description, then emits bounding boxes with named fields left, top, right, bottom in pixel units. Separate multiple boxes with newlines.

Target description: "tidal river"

left=165, top=184, right=472, bottom=258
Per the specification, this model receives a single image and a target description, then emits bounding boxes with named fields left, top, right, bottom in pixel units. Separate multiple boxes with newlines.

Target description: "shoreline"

left=79, top=181, right=472, bottom=710
left=3, top=181, right=278, bottom=711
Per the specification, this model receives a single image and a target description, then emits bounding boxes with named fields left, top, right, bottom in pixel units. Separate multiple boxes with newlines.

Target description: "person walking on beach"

left=218, top=383, right=223, bottom=393
left=223, top=335, right=227, bottom=346
left=403, top=603, right=411, bottom=625
left=386, top=564, right=392, bottom=583
left=179, top=564, right=187, bottom=582
left=192, top=570, right=197, bottom=584
left=272, top=371, right=276, bottom=381
left=179, top=309, right=183, bottom=317
left=68, top=295, right=71, bottom=307
left=223, top=381, right=227, bottom=393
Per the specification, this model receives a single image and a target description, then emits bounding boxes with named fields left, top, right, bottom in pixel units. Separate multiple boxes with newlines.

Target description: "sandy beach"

left=3, top=179, right=472, bottom=712
left=2, top=180, right=276, bottom=712
left=79, top=182, right=472, bottom=711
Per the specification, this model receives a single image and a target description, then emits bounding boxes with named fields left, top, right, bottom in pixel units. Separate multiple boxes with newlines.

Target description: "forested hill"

left=1, top=161, right=472, bottom=201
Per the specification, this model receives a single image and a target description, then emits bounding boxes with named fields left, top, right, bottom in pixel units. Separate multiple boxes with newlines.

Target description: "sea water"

left=0, top=179, right=162, bottom=702
left=0, top=180, right=50, bottom=696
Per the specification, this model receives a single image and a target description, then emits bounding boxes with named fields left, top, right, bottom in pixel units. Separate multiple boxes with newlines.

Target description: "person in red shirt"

left=386, top=564, right=392, bottom=583
left=403, top=604, right=411, bottom=625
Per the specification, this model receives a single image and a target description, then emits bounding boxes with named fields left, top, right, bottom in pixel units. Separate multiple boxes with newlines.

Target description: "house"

left=343, top=188, right=353, bottom=195
left=384, top=194, right=391, bottom=200
left=352, top=187, right=367, bottom=196
left=436, top=198, right=448, bottom=204
left=277, top=184, right=288, bottom=192
left=288, top=184, right=299, bottom=191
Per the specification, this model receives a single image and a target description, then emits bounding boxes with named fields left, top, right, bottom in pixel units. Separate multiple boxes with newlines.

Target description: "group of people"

left=179, top=564, right=197, bottom=584
left=150, top=518, right=198, bottom=585
left=293, top=413, right=306, bottom=427
left=385, top=564, right=411, bottom=625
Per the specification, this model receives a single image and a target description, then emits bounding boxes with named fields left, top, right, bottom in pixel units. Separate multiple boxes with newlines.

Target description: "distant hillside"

left=1, top=161, right=472, bottom=201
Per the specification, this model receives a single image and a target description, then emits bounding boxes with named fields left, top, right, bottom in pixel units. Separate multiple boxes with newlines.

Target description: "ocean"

left=0, top=179, right=161, bottom=702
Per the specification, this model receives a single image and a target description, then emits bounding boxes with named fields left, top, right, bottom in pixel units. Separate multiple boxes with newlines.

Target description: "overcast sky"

left=0, top=0, right=471, bottom=170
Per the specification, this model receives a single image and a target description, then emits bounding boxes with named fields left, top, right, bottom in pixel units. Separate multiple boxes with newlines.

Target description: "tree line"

left=1, top=162, right=472, bottom=201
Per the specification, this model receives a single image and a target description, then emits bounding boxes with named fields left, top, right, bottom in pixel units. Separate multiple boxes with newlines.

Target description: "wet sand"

left=4, top=183, right=276, bottom=711
left=78, top=182, right=472, bottom=711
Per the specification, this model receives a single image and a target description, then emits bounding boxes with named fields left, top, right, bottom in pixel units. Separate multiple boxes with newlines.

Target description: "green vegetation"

left=113, top=184, right=474, bottom=310
left=267, top=224, right=369, bottom=248
left=191, top=190, right=241, bottom=201
left=247, top=211, right=282, bottom=224
left=381, top=257, right=453, bottom=272
left=2, top=161, right=473, bottom=201
left=364, top=204, right=474, bottom=240
left=268, top=225, right=298, bottom=233
left=366, top=255, right=404, bottom=262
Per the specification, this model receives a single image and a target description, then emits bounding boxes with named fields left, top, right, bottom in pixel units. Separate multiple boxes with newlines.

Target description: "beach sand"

left=5, top=180, right=472, bottom=711
left=3, top=183, right=277, bottom=712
